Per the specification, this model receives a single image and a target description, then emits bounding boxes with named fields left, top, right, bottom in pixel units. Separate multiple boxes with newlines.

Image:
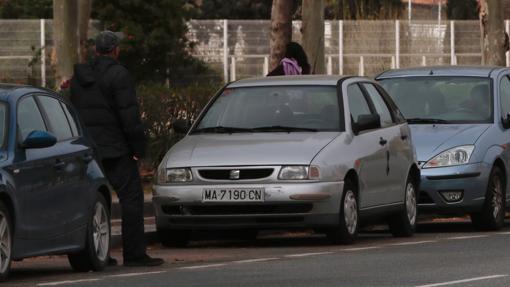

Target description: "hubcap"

left=406, top=182, right=417, bottom=226
left=343, top=190, right=358, bottom=235
left=92, top=203, right=109, bottom=262
left=0, top=213, right=10, bottom=274
left=491, top=175, right=503, bottom=220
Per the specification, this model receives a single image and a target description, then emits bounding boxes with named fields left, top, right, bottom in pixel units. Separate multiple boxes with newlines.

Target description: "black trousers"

left=102, top=156, right=146, bottom=261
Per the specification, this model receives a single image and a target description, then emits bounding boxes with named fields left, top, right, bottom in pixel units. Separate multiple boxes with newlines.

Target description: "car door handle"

left=54, top=160, right=66, bottom=170
left=82, top=154, right=94, bottom=163
left=401, top=134, right=408, bottom=140
left=379, top=137, right=387, bottom=146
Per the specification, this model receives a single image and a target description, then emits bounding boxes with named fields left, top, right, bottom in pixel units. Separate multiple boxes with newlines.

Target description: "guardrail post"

left=327, top=56, right=333, bottom=75
left=263, top=56, right=269, bottom=75
left=450, top=20, right=456, bottom=65
left=40, top=19, right=46, bottom=87
left=223, top=19, right=228, bottom=83
left=359, top=56, right=364, bottom=76
left=395, top=20, right=400, bottom=69
left=422, top=55, right=427, bottom=66
left=230, top=56, right=236, bottom=81
left=506, top=20, right=510, bottom=67
left=338, top=20, right=343, bottom=75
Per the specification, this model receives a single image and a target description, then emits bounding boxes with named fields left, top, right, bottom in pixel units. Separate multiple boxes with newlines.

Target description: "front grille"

left=418, top=191, right=435, bottom=204
left=162, top=204, right=313, bottom=216
left=199, top=168, right=274, bottom=180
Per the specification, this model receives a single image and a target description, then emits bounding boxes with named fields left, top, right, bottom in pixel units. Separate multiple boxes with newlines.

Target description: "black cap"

left=95, top=31, right=119, bottom=54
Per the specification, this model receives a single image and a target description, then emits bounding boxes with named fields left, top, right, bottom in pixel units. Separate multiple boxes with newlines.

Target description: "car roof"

left=376, top=66, right=507, bottom=79
left=227, top=75, right=360, bottom=88
left=0, top=83, right=57, bottom=102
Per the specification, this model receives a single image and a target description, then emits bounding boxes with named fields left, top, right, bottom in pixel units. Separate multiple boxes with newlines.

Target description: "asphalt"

left=9, top=221, right=510, bottom=287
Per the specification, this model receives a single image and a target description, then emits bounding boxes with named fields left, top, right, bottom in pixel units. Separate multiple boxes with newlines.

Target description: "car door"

left=362, top=83, right=410, bottom=205
left=345, top=83, right=388, bottom=209
left=36, top=95, right=92, bottom=234
left=498, top=75, right=510, bottom=199
left=12, top=95, right=63, bottom=240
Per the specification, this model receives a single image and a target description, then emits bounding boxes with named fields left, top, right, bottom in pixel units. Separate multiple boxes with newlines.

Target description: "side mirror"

left=173, top=119, right=192, bottom=134
left=503, top=113, right=510, bottom=129
left=354, top=114, right=381, bottom=134
left=22, top=130, right=57, bottom=149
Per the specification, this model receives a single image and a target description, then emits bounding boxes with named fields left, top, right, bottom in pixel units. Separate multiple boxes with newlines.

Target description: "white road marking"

left=180, top=263, right=227, bottom=270
left=107, top=271, right=167, bottom=278
left=495, top=231, right=510, bottom=235
left=342, top=246, right=380, bottom=251
left=285, top=252, right=333, bottom=258
left=232, top=258, right=279, bottom=264
left=446, top=235, right=488, bottom=240
left=37, top=279, right=101, bottom=286
left=389, top=240, right=436, bottom=246
left=415, top=274, right=508, bottom=287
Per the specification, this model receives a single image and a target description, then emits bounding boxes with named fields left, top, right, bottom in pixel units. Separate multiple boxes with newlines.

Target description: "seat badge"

left=229, top=169, right=240, bottom=180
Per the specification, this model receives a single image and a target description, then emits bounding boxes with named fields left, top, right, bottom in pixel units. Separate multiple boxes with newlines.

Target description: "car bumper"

left=153, top=181, right=343, bottom=230
left=418, top=162, right=491, bottom=214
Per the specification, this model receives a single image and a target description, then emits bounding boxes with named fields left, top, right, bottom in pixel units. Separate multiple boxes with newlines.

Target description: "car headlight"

left=157, top=167, right=193, bottom=184
left=278, top=166, right=320, bottom=180
left=423, top=145, right=475, bottom=168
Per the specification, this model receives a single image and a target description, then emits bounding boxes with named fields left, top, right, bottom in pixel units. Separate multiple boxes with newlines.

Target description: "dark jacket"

left=70, top=56, right=146, bottom=159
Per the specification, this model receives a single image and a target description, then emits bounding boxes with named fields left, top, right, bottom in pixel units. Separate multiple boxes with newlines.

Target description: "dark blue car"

left=0, top=84, right=112, bottom=281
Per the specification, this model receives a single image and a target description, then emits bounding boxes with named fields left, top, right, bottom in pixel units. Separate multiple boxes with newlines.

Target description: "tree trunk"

left=302, top=0, right=325, bottom=74
left=269, top=0, right=293, bottom=71
left=78, top=0, right=92, bottom=63
left=53, top=0, right=79, bottom=87
left=480, top=0, right=505, bottom=66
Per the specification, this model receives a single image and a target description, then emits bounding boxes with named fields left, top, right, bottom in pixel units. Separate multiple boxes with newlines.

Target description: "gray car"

left=377, top=66, right=510, bottom=230
left=153, top=76, right=420, bottom=246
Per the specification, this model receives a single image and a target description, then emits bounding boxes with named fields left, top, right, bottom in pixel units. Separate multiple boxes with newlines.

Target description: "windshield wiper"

left=192, top=126, right=254, bottom=134
left=252, top=125, right=318, bottom=132
left=406, top=118, right=449, bottom=124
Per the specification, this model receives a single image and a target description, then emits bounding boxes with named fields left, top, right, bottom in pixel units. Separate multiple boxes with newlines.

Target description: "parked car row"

left=0, top=66, right=508, bottom=281
left=154, top=66, right=510, bottom=246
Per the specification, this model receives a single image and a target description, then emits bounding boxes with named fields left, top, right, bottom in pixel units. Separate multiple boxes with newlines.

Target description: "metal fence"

left=1, top=19, right=509, bottom=86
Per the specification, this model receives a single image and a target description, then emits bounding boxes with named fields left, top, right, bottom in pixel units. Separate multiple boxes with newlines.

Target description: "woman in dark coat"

left=267, top=42, right=311, bottom=76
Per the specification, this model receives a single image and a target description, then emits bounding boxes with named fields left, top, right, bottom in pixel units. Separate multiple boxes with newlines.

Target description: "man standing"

left=70, top=31, right=164, bottom=267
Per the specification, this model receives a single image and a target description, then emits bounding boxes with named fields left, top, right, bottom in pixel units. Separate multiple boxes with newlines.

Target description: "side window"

left=37, top=96, right=73, bottom=141
left=17, top=96, right=47, bottom=142
left=363, top=83, right=394, bottom=128
left=501, top=76, right=510, bottom=117
left=60, top=102, right=80, bottom=136
left=347, top=84, right=371, bottom=125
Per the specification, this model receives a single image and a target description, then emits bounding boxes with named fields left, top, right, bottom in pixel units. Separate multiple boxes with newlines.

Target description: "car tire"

left=470, top=166, right=505, bottom=231
left=388, top=175, right=417, bottom=237
left=68, top=193, right=110, bottom=272
left=158, top=228, right=190, bottom=247
left=0, top=202, right=12, bottom=282
left=327, top=180, right=358, bottom=245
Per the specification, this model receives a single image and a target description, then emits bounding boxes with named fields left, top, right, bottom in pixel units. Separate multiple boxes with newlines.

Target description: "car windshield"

left=193, top=86, right=342, bottom=133
left=379, top=77, right=492, bottom=124
left=0, top=103, right=6, bottom=149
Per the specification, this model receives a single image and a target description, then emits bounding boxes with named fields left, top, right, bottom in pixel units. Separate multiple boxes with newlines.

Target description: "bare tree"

left=480, top=0, right=506, bottom=65
left=302, top=0, right=325, bottom=74
left=78, top=0, right=93, bottom=63
left=53, top=0, right=79, bottom=87
left=269, top=0, right=293, bottom=71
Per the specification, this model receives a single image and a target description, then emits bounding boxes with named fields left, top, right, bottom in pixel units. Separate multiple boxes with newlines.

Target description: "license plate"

left=202, top=188, right=265, bottom=202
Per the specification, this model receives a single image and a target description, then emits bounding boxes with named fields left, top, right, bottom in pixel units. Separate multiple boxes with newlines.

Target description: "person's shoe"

left=123, top=255, right=164, bottom=267
left=108, top=257, right=118, bottom=266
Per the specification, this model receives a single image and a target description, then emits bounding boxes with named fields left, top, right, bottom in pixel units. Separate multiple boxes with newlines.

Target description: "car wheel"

left=327, top=180, right=358, bottom=245
left=388, top=175, right=417, bottom=237
left=0, top=202, right=12, bottom=282
left=157, top=228, right=190, bottom=247
left=470, top=166, right=505, bottom=231
left=68, top=193, right=110, bottom=272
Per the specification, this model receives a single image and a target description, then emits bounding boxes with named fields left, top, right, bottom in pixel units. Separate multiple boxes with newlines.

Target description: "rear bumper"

left=152, top=181, right=343, bottom=230
left=418, top=162, right=491, bottom=214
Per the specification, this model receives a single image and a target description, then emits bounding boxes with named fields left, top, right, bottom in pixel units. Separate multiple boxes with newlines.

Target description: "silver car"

left=153, top=76, right=420, bottom=246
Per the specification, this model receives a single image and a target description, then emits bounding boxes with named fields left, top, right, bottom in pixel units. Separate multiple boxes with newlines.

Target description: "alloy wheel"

left=0, top=213, right=10, bottom=274
left=406, top=182, right=417, bottom=226
left=343, top=190, right=358, bottom=235
left=491, top=175, right=503, bottom=220
left=92, top=203, right=109, bottom=262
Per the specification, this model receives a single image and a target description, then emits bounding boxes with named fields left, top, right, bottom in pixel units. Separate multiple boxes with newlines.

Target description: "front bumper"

left=153, top=181, right=343, bottom=230
left=418, top=162, right=491, bottom=214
